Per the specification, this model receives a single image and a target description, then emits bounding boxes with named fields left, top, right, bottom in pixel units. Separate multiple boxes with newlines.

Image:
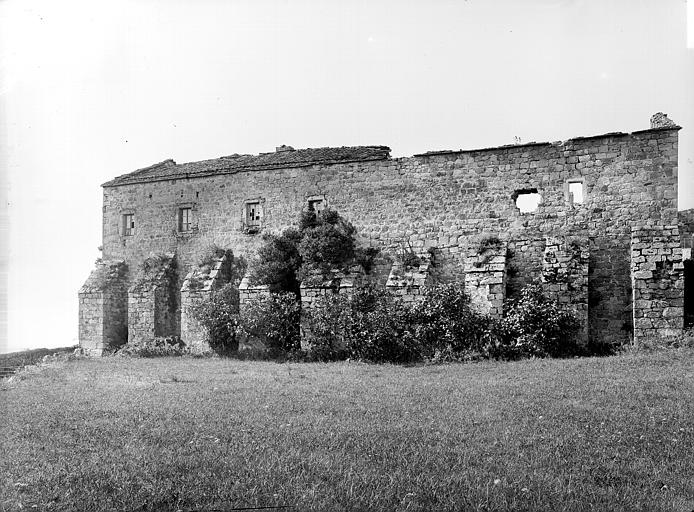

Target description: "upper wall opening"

left=513, top=189, right=542, bottom=213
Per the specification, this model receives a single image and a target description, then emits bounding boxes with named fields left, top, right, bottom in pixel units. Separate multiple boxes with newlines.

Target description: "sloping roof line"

left=103, top=146, right=392, bottom=187
left=103, top=124, right=681, bottom=188
left=413, top=126, right=681, bottom=158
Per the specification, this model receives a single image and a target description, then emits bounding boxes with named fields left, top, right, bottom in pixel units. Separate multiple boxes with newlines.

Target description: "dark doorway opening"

left=685, top=259, right=694, bottom=329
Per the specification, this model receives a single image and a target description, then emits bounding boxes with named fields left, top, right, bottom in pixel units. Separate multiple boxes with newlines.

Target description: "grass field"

left=1, top=350, right=693, bottom=511
left=0, top=346, right=77, bottom=371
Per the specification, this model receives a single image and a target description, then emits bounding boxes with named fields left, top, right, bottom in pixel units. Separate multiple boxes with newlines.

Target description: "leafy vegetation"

left=116, top=336, right=190, bottom=357
left=304, top=282, right=582, bottom=363
left=249, top=208, right=377, bottom=294
left=189, top=249, right=247, bottom=354
left=304, top=286, right=419, bottom=363
left=496, top=283, right=582, bottom=358
left=190, top=284, right=241, bottom=354
left=239, top=293, right=302, bottom=353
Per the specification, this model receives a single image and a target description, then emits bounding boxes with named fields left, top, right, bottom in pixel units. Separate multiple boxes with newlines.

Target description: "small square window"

left=568, top=181, right=584, bottom=204
left=245, top=202, right=261, bottom=227
left=308, top=199, right=324, bottom=215
left=179, top=208, right=192, bottom=232
left=123, top=214, right=135, bottom=236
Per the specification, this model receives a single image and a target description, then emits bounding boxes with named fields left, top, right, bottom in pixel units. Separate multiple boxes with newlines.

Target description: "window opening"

left=513, top=189, right=542, bottom=213
left=568, top=181, right=584, bottom=204
left=123, top=214, right=135, bottom=236
left=179, top=208, right=192, bottom=232
left=246, top=202, right=261, bottom=227
left=308, top=199, right=324, bottom=215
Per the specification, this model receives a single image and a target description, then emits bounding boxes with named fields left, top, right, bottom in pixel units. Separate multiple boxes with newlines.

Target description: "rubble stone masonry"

left=631, top=226, right=684, bottom=340
left=81, top=114, right=686, bottom=351
left=78, top=260, right=128, bottom=355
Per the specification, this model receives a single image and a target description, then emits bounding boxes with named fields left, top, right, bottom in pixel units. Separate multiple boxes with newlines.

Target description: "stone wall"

left=506, top=238, right=545, bottom=298
left=127, top=254, right=178, bottom=344
left=78, top=260, right=128, bottom=356
left=386, top=255, right=433, bottom=301
left=89, top=119, right=681, bottom=346
left=631, top=226, right=684, bottom=341
left=238, top=276, right=271, bottom=305
left=542, top=237, right=590, bottom=343
left=464, top=242, right=507, bottom=318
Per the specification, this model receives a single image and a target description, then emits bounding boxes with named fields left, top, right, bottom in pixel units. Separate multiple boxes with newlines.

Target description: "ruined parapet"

left=180, top=253, right=233, bottom=352
left=300, top=269, right=364, bottom=308
left=78, top=260, right=128, bottom=356
left=650, top=112, right=678, bottom=129
left=128, top=254, right=178, bottom=344
left=238, top=275, right=271, bottom=306
left=631, top=226, right=684, bottom=341
left=464, top=241, right=507, bottom=318
left=385, top=254, right=433, bottom=302
left=542, top=237, right=590, bottom=343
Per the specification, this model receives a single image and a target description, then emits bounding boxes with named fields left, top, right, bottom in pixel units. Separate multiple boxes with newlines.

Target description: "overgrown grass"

left=0, top=346, right=76, bottom=370
left=1, top=351, right=693, bottom=511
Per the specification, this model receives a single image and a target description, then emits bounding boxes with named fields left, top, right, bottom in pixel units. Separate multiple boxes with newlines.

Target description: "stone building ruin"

left=79, top=113, right=694, bottom=355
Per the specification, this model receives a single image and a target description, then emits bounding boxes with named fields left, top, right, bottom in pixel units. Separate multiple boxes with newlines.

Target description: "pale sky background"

left=0, top=0, right=692, bottom=353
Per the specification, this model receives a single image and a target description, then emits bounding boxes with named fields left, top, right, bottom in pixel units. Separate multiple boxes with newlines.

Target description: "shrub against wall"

left=496, top=283, right=582, bottom=358
left=117, top=336, right=189, bottom=358
left=249, top=229, right=303, bottom=296
left=190, top=283, right=241, bottom=354
left=304, top=282, right=582, bottom=363
left=189, top=249, right=247, bottom=354
left=304, top=286, right=420, bottom=363
left=249, top=208, right=377, bottom=294
left=406, top=283, right=492, bottom=359
left=239, top=293, right=302, bottom=353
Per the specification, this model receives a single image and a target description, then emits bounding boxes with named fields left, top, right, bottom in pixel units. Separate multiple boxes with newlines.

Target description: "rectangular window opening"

left=568, top=181, right=584, bottom=204
left=123, top=214, right=135, bottom=236
left=179, top=208, right=192, bottom=232
left=308, top=199, right=324, bottom=215
left=245, top=202, right=261, bottom=227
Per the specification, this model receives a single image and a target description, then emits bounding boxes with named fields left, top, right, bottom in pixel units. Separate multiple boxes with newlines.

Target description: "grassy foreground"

left=1, top=351, right=693, bottom=512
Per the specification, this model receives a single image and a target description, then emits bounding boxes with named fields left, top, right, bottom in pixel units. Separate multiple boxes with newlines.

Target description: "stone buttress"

left=78, top=260, right=128, bottom=355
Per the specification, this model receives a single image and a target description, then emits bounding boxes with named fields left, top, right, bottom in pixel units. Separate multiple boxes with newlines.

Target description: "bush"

left=239, top=293, right=302, bottom=353
left=406, top=283, right=492, bottom=359
left=305, top=286, right=422, bottom=363
left=297, top=220, right=356, bottom=283
left=249, top=229, right=303, bottom=296
left=190, top=283, right=241, bottom=354
left=117, top=336, right=189, bottom=358
left=302, top=293, right=351, bottom=361
left=496, top=283, right=582, bottom=358
left=250, top=208, right=363, bottom=293
left=304, top=282, right=584, bottom=363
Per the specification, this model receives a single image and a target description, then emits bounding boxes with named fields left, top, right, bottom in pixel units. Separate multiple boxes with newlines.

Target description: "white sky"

left=1, top=0, right=692, bottom=353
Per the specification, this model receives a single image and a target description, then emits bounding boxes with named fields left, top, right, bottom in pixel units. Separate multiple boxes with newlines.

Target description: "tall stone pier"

left=78, top=260, right=128, bottom=356
left=631, top=226, right=684, bottom=341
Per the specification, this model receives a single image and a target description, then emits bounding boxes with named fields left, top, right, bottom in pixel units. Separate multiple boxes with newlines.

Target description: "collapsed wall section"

left=631, top=226, right=684, bottom=341
left=542, top=237, right=590, bottom=343
left=128, top=254, right=178, bottom=343
left=464, top=242, right=507, bottom=318
left=386, top=254, right=433, bottom=301
left=78, top=260, right=128, bottom=356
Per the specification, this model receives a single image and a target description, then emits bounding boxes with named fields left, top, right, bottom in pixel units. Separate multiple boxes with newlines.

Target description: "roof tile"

left=103, top=146, right=391, bottom=187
